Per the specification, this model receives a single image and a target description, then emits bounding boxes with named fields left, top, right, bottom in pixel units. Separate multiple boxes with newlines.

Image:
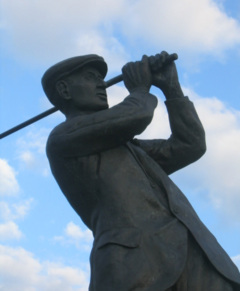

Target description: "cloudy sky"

left=0, top=0, right=240, bottom=290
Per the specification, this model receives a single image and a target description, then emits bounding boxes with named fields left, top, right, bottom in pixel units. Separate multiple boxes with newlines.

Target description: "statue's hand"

left=149, top=51, right=182, bottom=98
left=122, top=55, right=152, bottom=93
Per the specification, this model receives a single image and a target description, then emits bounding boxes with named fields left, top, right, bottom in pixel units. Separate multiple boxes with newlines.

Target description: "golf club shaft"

left=0, top=53, right=178, bottom=139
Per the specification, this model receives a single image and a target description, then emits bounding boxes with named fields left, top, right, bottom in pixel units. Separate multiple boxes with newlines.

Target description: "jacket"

left=46, top=91, right=240, bottom=290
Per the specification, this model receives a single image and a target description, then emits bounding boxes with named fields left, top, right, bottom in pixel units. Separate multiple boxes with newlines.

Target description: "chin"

left=98, top=103, right=109, bottom=111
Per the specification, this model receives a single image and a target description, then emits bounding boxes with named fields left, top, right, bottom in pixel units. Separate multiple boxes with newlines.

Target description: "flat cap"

left=42, top=54, right=108, bottom=98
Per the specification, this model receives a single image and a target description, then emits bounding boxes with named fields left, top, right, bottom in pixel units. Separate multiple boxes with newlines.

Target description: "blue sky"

left=0, top=0, right=240, bottom=290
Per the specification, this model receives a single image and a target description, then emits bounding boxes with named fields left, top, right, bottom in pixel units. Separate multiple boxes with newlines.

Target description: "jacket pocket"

left=96, top=227, right=141, bottom=249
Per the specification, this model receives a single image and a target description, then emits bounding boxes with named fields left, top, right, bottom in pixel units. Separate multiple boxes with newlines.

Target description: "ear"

left=56, top=80, right=71, bottom=100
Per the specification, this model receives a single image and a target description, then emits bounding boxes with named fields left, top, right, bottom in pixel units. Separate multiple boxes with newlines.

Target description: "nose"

left=97, top=77, right=106, bottom=88
left=103, top=81, right=108, bottom=88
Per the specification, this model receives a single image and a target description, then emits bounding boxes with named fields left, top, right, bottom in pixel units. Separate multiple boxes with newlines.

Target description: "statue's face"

left=68, top=65, right=108, bottom=111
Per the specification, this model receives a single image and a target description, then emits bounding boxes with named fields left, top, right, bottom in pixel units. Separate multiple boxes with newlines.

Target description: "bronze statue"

left=42, top=52, right=240, bottom=290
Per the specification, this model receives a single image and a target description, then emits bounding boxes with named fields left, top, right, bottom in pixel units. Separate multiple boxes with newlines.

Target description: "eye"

left=84, top=72, right=98, bottom=81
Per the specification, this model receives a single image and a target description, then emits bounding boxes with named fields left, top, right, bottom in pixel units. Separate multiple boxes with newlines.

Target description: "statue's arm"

left=47, top=91, right=158, bottom=157
left=132, top=52, right=206, bottom=175
left=134, top=97, right=206, bottom=175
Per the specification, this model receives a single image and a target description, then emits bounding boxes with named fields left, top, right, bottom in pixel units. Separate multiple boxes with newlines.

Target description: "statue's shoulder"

left=48, top=121, right=67, bottom=138
left=46, top=121, right=68, bottom=152
left=49, top=114, right=88, bottom=139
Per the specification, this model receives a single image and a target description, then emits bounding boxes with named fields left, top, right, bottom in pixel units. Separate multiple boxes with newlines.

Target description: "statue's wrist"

left=129, top=86, right=150, bottom=94
left=162, top=83, right=184, bottom=99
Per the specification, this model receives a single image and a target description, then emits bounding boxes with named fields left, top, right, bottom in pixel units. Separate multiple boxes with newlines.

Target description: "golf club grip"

left=105, top=53, right=178, bottom=88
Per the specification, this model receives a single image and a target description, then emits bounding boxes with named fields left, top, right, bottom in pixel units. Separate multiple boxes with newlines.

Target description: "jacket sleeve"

left=133, top=97, right=206, bottom=175
left=47, top=91, right=158, bottom=157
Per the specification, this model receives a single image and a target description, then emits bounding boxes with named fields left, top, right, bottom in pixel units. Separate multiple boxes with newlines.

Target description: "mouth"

left=97, top=91, right=107, bottom=99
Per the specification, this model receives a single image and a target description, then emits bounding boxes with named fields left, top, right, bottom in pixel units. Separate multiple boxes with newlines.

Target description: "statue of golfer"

left=42, top=51, right=240, bottom=290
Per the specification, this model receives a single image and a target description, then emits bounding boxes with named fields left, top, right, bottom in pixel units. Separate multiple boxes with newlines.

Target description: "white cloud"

left=122, top=0, right=240, bottom=59
left=1, top=0, right=240, bottom=67
left=54, top=222, right=93, bottom=252
left=231, top=254, right=240, bottom=270
left=75, top=31, right=129, bottom=72
left=16, top=128, right=50, bottom=175
left=19, top=151, right=35, bottom=167
left=107, top=84, right=128, bottom=108
left=0, top=159, right=19, bottom=196
left=44, top=262, right=89, bottom=291
left=0, top=0, right=128, bottom=68
left=0, top=221, right=22, bottom=240
left=184, top=89, right=240, bottom=220
left=139, top=97, right=171, bottom=140
left=0, top=202, right=11, bottom=221
left=0, top=199, right=33, bottom=221
left=17, top=129, right=49, bottom=155
left=12, top=199, right=33, bottom=219
left=65, top=222, right=93, bottom=243
left=0, top=244, right=89, bottom=291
